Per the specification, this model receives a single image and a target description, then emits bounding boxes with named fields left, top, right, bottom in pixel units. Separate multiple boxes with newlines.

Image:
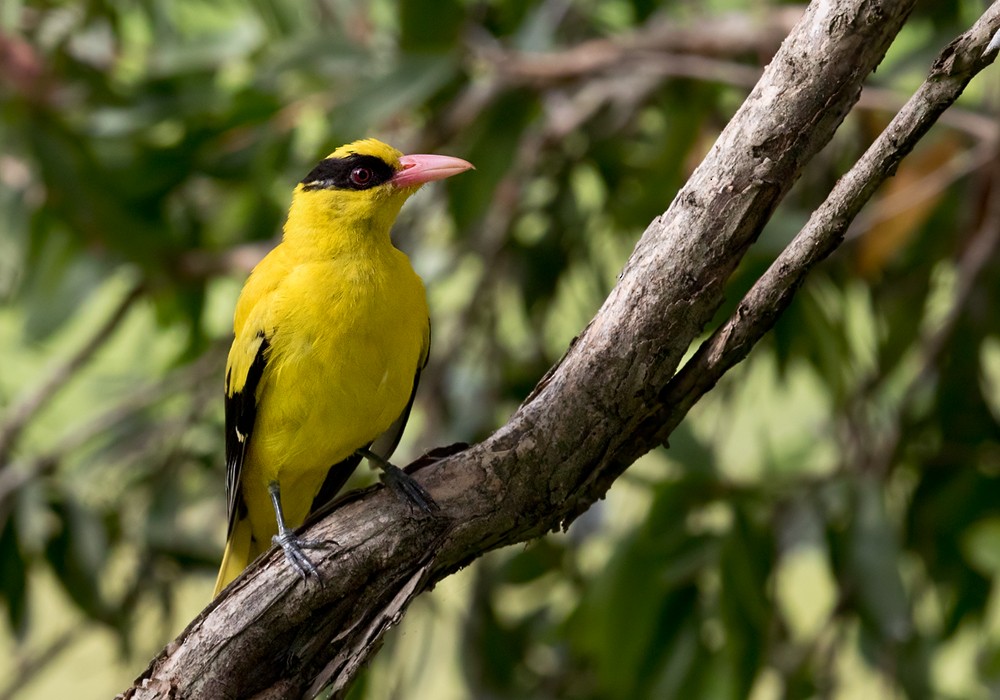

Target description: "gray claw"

left=273, top=530, right=323, bottom=582
left=380, top=462, right=439, bottom=514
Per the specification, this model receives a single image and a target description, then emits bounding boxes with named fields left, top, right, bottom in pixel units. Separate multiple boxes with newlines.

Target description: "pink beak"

left=392, top=153, right=474, bottom=188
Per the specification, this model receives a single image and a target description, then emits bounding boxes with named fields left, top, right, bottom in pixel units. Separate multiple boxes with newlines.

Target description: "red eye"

left=349, top=167, right=372, bottom=187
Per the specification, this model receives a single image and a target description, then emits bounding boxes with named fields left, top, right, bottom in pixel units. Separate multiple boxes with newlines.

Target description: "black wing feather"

left=224, top=332, right=269, bottom=531
left=307, top=452, right=363, bottom=516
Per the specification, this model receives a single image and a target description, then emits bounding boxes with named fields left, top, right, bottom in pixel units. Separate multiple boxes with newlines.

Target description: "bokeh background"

left=2, top=0, right=1000, bottom=698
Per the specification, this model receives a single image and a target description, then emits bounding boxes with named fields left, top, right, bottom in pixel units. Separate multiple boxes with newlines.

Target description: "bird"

left=213, top=138, right=473, bottom=597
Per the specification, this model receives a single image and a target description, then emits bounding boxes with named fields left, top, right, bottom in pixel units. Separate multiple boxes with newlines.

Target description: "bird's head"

left=286, top=139, right=473, bottom=249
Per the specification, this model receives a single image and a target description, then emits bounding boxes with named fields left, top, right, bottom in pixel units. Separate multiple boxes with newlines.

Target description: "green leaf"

left=498, top=538, right=565, bottom=584
left=449, top=90, right=539, bottom=232
left=847, top=476, right=911, bottom=643
left=400, top=0, right=463, bottom=51
left=568, top=474, right=719, bottom=699
left=44, top=491, right=113, bottom=627
left=718, top=505, right=774, bottom=696
left=960, top=517, right=1000, bottom=576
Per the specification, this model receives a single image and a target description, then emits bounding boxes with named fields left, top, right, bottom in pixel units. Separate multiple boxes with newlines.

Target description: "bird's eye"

left=349, top=167, right=373, bottom=187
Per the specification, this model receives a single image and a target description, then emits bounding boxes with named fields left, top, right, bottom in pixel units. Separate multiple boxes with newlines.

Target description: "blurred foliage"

left=1, top=0, right=999, bottom=698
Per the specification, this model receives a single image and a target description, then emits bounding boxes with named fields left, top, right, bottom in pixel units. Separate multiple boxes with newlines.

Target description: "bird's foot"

left=379, top=461, right=439, bottom=514
left=272, top=530, right=330, bottom=583
left=357, top=447, right=439, bottom=514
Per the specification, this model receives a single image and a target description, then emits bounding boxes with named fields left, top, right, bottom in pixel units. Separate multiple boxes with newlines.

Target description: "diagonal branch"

left=120, top=2, right=1000, bottom=698
left=0, top=625, right=85, bottom=700
left=0, top=343, right=224, bottom=509
left=657, top=5, right=1000, bottom=441
left=0, top=281, right=145, bottom=467
left=862, top=127, right=1000, bottom=477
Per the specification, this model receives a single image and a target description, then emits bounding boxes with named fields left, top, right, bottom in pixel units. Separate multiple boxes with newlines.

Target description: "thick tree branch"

left=121, top=2, right=1000, bottom=698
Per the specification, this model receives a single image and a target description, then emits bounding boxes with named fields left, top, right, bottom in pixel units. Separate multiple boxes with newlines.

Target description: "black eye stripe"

left=300, top=154, right=396, bottom=191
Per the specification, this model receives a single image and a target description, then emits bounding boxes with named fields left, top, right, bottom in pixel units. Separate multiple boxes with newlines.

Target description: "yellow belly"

left=237, top=251, right=428, bottom=546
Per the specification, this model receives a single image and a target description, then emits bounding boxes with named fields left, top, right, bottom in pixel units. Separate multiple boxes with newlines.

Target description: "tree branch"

left=120, top=2, right=1000, bottom=698
left=478, top=7, right=801, bottom=83
left=863, top=125, right=1000, bottom=477
left=658, top=2, right=1000, bottom=441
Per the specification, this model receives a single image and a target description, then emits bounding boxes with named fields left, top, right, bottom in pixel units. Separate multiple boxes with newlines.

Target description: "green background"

left=1, top=0, right=999, bottom=698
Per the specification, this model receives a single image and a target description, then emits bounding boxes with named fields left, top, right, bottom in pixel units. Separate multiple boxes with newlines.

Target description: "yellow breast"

left=232, top=243, right=428, bottom=540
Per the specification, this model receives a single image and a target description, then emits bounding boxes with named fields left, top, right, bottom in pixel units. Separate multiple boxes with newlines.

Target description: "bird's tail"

left=213, top=516, right=256, bottom=597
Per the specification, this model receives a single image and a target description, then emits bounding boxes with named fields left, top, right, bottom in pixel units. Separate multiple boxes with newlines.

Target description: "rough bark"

left=120, top=1, right=1000, bottom=698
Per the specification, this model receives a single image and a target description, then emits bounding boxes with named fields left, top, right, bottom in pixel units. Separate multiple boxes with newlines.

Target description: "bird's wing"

left=306, top=324, right=429, bottom=518
left=370, top=320, right=431, bottom=461
left=369, top=365, right=423, bottom=462
left=224, top=330, right=270, bottom=530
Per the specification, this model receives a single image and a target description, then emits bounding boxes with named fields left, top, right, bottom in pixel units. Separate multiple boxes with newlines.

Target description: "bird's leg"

left=268, top=481, right=327, bottom=583
left=356, top=447, right=439, bottom=514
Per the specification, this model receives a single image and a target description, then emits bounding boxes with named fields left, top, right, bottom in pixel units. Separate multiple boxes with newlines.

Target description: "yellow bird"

left=214, top=138, right=473, bottom=596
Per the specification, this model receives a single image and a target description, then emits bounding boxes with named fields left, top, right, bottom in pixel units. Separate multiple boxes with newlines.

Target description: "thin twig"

left=418, top=127, right=548, bottom=442
left=0, top=281, right=145, bottom=465
left=0, top=342, right=225, bottom=506
left=482, top=23, right=996, bottom=144
left=483, top=8, right=799, bottom=82
left=174, top=240, right=274, bottom=280
left=846, top=137, right=997, bottom=241
left=864, top=125, right=1000, bottom=476
left=0, top=626, right=85, bottom=700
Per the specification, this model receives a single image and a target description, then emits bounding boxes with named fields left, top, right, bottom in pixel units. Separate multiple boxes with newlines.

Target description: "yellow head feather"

left=325, top=138, right=404, bottom=167
left=283, top=139, right=413, bottom=257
